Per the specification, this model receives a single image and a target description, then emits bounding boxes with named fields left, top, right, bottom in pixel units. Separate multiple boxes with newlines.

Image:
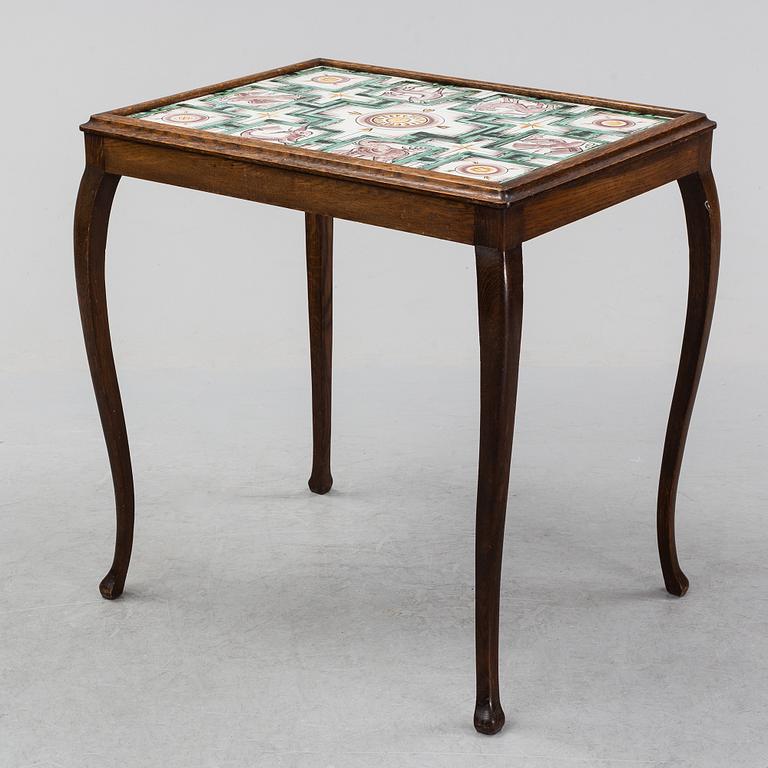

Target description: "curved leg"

left=657, top=166, right=720, bottom=596
left=74, top=163, right=134, bottom=600
left=305, top=213, right=333, bottom=494
left=473, top=240, right=524, bottom=735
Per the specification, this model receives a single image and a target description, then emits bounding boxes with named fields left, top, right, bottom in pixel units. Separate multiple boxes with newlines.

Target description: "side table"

left=75, top=59, right=719, bottom=734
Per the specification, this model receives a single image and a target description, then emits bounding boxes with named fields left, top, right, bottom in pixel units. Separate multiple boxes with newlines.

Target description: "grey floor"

left=2, top=364, right=767, bottom=767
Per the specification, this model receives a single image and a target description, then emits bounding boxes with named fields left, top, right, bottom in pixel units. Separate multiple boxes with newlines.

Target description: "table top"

left=83, top=59, right=713, bottom=205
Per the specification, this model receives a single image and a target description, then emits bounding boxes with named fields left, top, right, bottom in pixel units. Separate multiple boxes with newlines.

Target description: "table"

left=75, top=59, right=719, bottom=734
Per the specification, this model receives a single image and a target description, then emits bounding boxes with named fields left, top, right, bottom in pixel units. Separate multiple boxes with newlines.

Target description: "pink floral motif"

left=381, top=83, right=446, bottom=103
left=474, top=96, right=553, bottom=116
left=509, top=135, right=587, bottom=155
left=223, top=90, right=295, bottom=107
left=336, top=139, right=421, bottom=163
left=134, top=66, right=668, bottom=182
left=240, top=123, right=312, bottom=144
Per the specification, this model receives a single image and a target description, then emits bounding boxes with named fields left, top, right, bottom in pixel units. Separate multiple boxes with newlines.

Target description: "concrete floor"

left=2, top=365, right=767, bottom=767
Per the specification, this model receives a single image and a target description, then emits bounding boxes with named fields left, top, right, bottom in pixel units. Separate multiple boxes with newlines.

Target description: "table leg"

left=657, top=166, right=720, bottom=596
left=473, top=240, right=524, bottom=735
left=305, top=213, right=333, bottom=494
left=74, top=165, right=134, bottom=600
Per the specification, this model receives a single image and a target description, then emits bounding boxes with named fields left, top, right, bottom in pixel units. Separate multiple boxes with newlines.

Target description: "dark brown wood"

left=516, top=133, right=702, bottom=240
left=82, top=111, right=712, bottom=209
left=657, top=153, right=720, bottom=596
left=473, top=209, right=524, bottom=735
left=84, top=128, right=714, bottom=248
left=74, top=139, right=133, bottom=600
left=86, top=114, right=509, bottom=204
left=98, top=137, right=477, bottom=242
left=305, top=213, right=333, bottom=494
left=83, top=110, right=710, bottom=206
left=74, top=61, right=721, bottom=734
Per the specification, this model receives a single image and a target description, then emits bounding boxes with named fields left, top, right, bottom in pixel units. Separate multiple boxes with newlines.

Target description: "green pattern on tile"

left=132, top=66, right=669, bottom=182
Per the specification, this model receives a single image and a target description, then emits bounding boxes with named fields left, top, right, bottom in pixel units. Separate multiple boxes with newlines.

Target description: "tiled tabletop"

left=132, top=66, right=669, bottom=183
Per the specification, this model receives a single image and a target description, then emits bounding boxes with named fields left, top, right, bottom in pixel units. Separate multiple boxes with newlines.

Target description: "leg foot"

left=306, top=213, right=333, bottom=495
left=308, top=475, right=333, bottom=495
left=657, top=166, right=720, bottom=597
left=474, top=699, right=506, bottom=735
left=99, top=568, right=125, bottom=600
left=664, top=572, right=689, bottom=598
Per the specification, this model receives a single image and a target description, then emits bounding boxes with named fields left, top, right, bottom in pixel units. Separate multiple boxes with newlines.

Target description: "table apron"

left=517, top=134, right=706, bottom=240
left=99, top=136, right=477, bottom=244
left=98, top=132, right=708, bottom=247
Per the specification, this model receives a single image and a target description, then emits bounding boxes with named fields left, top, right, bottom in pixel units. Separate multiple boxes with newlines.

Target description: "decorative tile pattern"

left=132, top=66, right=669, bottom=183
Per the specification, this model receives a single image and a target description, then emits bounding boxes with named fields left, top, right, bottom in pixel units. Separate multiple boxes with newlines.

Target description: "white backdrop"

left=2, top=3, right=767, bottom=767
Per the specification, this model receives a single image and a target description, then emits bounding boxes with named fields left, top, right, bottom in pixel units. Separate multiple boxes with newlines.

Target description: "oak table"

left=75, top=59, right=719, bottom=735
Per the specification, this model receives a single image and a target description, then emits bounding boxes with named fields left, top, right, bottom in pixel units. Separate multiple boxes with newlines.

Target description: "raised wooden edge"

left=81, top=57, right=716, bottom=207
left=82, top=113, right=509, bottom=205
left=322, top=58, right=692, bottom=118
left=504, top=119, right=714, bottom=206
left=108, top=58, right=324, bottom=117
left=82, top=112, right=715, bottom=207
left=514, top=130, right=711, bottom=241
left=473, top=129, right=713, bottom=249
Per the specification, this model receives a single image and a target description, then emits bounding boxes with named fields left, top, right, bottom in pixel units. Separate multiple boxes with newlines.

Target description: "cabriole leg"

left=657, top=165, right=720, bottom=596
left=473, top=235, right=524, bottom=734
left=74, top=160, right=133, bottom=600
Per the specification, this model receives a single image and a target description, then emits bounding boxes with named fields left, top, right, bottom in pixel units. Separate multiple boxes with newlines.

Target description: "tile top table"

left=76, top=59, right=720, bottom=735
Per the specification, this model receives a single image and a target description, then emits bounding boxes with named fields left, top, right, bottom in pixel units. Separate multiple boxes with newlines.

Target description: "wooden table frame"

left=75, top=59, right=719, bottom=735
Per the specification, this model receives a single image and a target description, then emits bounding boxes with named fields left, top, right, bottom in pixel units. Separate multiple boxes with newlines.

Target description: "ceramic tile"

left=131, top=66, right=670, bottom=182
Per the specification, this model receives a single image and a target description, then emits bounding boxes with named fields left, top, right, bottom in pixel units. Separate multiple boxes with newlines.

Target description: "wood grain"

left=657, top=147, right=720, bottom=597
left=473, top=209, right=524, bottom=735
left=81, top=58, right=715, bottom=207
left=74, top=65, right=720, bottom=734
left=74, top=145, right=133, bottom=600
left=100, top=137, right=478, bottom=241
left=306, top=213, right=334, bottom=494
